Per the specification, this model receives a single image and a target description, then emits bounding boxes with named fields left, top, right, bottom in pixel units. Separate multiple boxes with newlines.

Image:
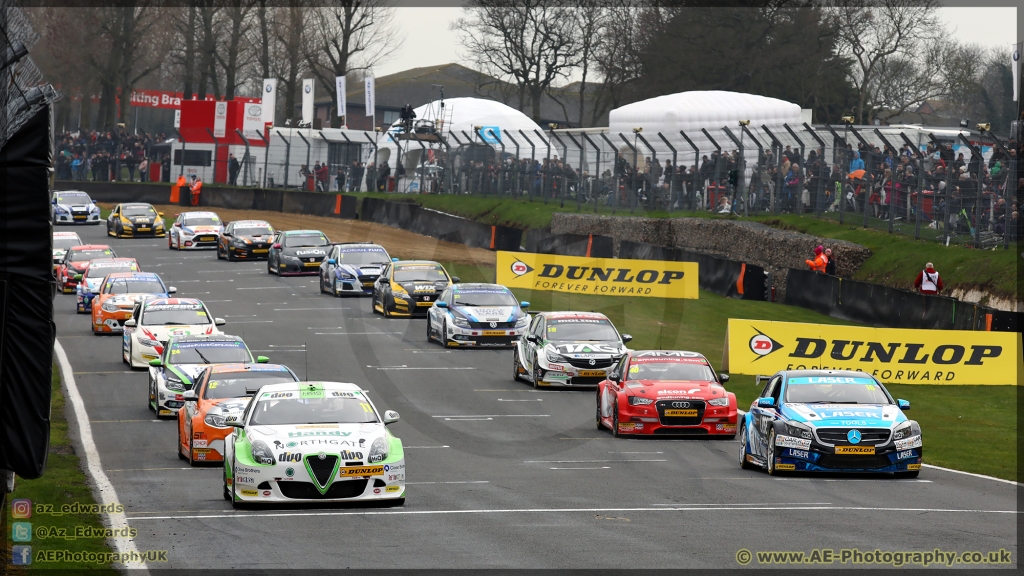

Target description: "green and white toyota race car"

left=223, top=381, right=405, bottom=507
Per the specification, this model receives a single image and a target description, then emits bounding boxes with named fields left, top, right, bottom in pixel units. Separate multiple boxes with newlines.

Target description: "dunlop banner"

left=724, top=319, right=1022, bottom=385
left=496, top=251, right=698, bottom=299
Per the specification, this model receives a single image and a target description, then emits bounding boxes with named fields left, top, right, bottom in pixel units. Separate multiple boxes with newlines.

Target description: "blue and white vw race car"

left=222, top=381, right=405, bottom=508
left=739, top=370, right=922, bottom=477
left=318, top=242, right=391, bottom=296
left=427, top=283, right=529, bottom=347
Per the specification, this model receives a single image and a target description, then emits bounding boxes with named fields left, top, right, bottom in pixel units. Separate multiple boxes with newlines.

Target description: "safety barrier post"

left=518, top=130, right=536, bottom=202
left=363, top=132, right=379, bottom=193
left=722, top=126, right=744, bottom=216
left=548, top=130, right=569, bottom=207
left=257, top=129, right=270, bottom=189
left=205, top=128, right=220, bottom=184
left=503, top=130, right=522, bottom=198
left=634, top=132, right=657, bottom=211
left=824, top=124, right=849, bottom=223
left=984, top=131, right=1015, bottom=249
left=958, top=133, right=985, bottom=248
left=657, top=133, right=677, bottom=211
left=760, top=126, right=785, bottom=214
left=803, top=123, right=827, bottom=217
left=742, top=125, right=765, bottom=216
left=618, top=133, right=639, bottom=213
left=927, top=134, right=953, bottom=244
left=235, top=129, right=251, bottom=186
left=534, top=130, right=551, bottom=205
left=275, top=131, right=291, bottom=188
left=296, top=132, right=312, bottom=191
left=701, top=128, right=722, bottom=213
left=582, top=132, right=603, bottom=213
left=678, top=130, right=700, bottom=211
left=564, top=131, right=585, bottom=210
left=599, top=132, right=620, bottom=212
left=173, top=128, right=187, bottom=177
left=783, top=124, right=808, bottom=215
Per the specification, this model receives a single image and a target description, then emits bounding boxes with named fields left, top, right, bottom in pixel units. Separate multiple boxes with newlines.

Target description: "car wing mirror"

left=327, top=258, right=336, bottom=265
left=520, top=301, right=530, bottom=309
left=256, top=356, right=269, bottom=363
left=621, top=334, right=633, bottom=343
left=272, top=243, right=281, bottom=249
left=897, top=399, right=910, bottom=411
left=718, top=373, right=730, bottom=383
left=435, top=301, right=448, bottom=308
left=525, top=334, right=538, bottom=343
left=167, top=287, right=177, bottom=294
left=383, top=410, right=400, bottom=425
left=215, top=318, right=226, bottom=326
left=756, top=397, right=775, bottom=408
left=149, top=358, right=163, bottom=367
left=226, top=415, right=244, bottom=428
left=182, top=390, right=198, bottom=402
left=124, top=319, right=136, bottom=327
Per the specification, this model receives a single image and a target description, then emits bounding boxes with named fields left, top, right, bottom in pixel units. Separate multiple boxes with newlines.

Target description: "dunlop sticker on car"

left=724, top=319, right=1023, bottom=386
left=496, top=251, right=698, bottom=299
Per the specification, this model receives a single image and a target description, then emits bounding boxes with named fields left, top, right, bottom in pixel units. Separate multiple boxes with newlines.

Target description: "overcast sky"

left=373, top=6, right=1019, bottom=80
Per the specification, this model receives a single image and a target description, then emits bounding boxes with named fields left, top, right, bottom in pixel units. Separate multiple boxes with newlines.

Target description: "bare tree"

left=573, top=2, right=605, bottom=127
left=216, top=0, right=255, bottom=100
left=453, top=0, right=583, bottom=122
left=273, top=6, right=311, bottom=124
left=827, top=0, right=941, bottom=124
left=304, top=0, right=401, bottom=127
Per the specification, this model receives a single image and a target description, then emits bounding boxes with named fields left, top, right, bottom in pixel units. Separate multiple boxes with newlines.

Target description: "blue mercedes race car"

left=738, top=370, right=922, bottom=477
left=427, top=283, right=529, bottom=347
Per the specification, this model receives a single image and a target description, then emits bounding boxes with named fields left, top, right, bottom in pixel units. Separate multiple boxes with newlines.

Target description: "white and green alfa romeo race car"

left=222, top=381, right=405, bottom=507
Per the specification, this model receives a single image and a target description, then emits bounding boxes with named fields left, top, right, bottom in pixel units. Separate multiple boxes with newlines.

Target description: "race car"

left=169, top=210, right=224, bottom=250
left=123, top=298, right=225, bottom=369
left=318, top=242, right=391, bottom=296
left=178, top=363, right=300, bottom=464
left=74, top=257, right=141, bottom=314
left=222, top=381, right=405, bottom=507
left=91, top=272, right=175, bottom=334
left=427, top=283, right=529, bottom=347
left=512, top=311, right=632, bottom=388
left=57, top=244, right=115, bottom=294
left=597, top=350, right=736, bottom=437
left=738, top=370, right=922, bottom=477
left=52, top=231, right=83, bottom=272
left=148, top=334, right=266, bottom=418
left=106, top=202, right=166, bottom=238
left=52, top=190, right=101, bottom=225
left=372, top=260, right=458, bottom=317
left=267, top=230, right=331, bottom=276
left=217, top=219, right=275, bottom=261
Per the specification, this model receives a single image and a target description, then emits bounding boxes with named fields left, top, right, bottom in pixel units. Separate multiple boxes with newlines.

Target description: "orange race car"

left=91, top=272, right=175, bottom=334
left=177, top=363, right=299, bottom=465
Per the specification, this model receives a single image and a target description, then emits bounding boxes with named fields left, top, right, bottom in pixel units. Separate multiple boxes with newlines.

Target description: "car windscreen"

left=336, top=248, right=389, bottom=265
left=394, top=265, right=447, bottom=282
left=453, top=290, right=518, bottom=307
left=142, top=304, right=211, bottom=326
left=168, top=341, right=250, bottom=365
left=784, top=377, right=892, bottom=404
left=184, top=216, right=220, bottom=227
left=546, top=319, right=619, bottom=342
left=56, top=193, right=90, bottom=204
left=104, top=279, right=165, bottom=295
left=249, top=395, right=379, bottom=425
left=203, top=371, right=298, bottom=400
left=284, top=233, right=329, bottom=247
left=235, top=227, right=274, bottom=237
left=85, top=264, right=136, bottom=281
left=627, top=362, right=715, bottom=381
left=53, top=237, right=82, bottom=249
left=70, top=249, right=113, bottom=262
left=122, top=205, right=157, bottom=217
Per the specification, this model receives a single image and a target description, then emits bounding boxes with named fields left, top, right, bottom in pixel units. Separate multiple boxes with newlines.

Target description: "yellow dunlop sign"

left=724, top=319, right=1023, bottom=385
left=495, top=251, right=698, bottom=299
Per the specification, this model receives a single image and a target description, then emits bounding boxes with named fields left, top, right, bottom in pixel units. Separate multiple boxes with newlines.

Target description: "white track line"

left=55, top=339, right=148, bottom=572
left=921, top=464, right=1019, bottom=486
left=126, top=505, right=1020, bottom=522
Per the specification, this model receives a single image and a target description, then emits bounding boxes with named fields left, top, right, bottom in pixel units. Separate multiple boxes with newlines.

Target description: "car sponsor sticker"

left=775, top=435, right=811, bottom=450
left=785, top=449, right=810, bottom=459
left=240, top=489, right=258, bottom=497
left=894, top=435, right=922, bottom=450
left=834, top=446, right=875, bottom=455
left=663, top=409, right=698, bottom=417
left=385, top=486, right=401, bottom=493
left=775, top=463, right=796, bottom=471
left=896, top=449, right=916, bottom=460
left=617, top=423, right=635, bottom=431
left=337, top=465, right=384, bottom=477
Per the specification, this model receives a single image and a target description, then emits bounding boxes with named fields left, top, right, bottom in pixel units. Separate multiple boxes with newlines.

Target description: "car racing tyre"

left=276, top=261, right=284, bottom=277
left=267, top=259, right=274, bottom=275
left=532, top=355, right=542, bottom=389
left=427, top=317, right=435, bottom=343
left=596, top=394, right=604, bottom=430
left=894, top=470, right=920, bottom=479
left=217, top=244, right=225, bottom=260
left=167, top=233, right=173, bottom=249
left=178, top=425, right=187, bottom=460
left=440, top=319, right=448, bottom=346
left=611, top=401, right=621, bottom=437
left=512, top=348, right=524, bottom=382
left=738, top=423, right=755, bottom=469
left=766, top=429, right=779, bottom=474
left=227, top=247, right=237, bottom=262
left=319, top=275, right=327, bottom=294
left=382, top=296, right=392, bottom=318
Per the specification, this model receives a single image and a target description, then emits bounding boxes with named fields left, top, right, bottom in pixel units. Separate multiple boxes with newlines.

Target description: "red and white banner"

left=130, top=89, right=183, bottom=109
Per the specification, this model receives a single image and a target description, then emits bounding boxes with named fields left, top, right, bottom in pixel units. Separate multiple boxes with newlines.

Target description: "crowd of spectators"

left=55, top=129, right=170, bottom=183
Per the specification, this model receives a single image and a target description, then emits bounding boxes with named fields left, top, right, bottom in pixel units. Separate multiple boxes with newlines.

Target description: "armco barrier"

left=282, top=190, right=339, bottom=216
left=618, top=240, right=766, bottom=301
left=55, top=181, right=168, bottom=205
left=358, top=197, right=522, bottom=251
left=785, top=268, right=1018, bottom=332
left=523, top=229, right=614, bottom=258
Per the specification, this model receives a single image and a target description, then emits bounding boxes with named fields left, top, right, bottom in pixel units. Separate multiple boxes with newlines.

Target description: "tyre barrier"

left=523, top=229, right=614, bottom=258
left=358, top=197, right=522, bottom=252
left=785, top=268, right=1021, bottom=332
left=618, top=240, right=767, bottom=301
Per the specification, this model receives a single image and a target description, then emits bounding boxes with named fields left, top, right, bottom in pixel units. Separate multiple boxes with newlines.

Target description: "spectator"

left=335, top=167, right=346, bottom=192
left=229, top=154, right=241, bottom=185
left=316, top=162, right=330, bottom=191
left=138, top=157, right=148, bottom=182
left=849, top=151, right=865, bottom=172
left=805, top=245, right=826, bottom=273
left=824, top=248, right=836, bottom=276
left=914, top=262, right=943, bottom=295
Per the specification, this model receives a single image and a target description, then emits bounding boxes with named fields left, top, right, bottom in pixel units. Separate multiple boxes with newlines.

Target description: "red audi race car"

left=596, top=350, right=737, bottom=437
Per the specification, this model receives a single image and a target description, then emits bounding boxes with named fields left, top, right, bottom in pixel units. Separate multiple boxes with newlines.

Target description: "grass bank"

left=3, top=366, right=117, bottom=573
left=445, top=260, right=1017, bottom=481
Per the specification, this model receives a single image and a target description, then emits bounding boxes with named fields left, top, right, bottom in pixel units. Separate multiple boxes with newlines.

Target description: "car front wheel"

left=738, top=423, right=755, bottom=469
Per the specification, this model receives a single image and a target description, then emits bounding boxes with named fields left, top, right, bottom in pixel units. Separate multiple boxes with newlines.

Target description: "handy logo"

left=510, top=260, right=533, bottom=277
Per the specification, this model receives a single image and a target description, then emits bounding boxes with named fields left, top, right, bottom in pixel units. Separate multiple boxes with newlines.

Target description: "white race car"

left=222, top=381, right=405, bottom=507
left=427, top=283, right=530, bottom=347
left=123, top=298, right=225, bottom=369
left=169, top=211, right=224, bottom=250
left=52, top=190, right=102, bottom=225
left=52, top=231, right=83, bottom=270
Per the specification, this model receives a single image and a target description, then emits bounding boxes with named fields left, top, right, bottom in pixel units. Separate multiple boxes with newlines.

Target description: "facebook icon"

left=11, top=545, right=32, bottom=565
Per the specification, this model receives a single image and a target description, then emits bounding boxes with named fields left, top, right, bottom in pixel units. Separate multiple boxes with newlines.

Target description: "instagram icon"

left=11, top=499, right=31, bottom=519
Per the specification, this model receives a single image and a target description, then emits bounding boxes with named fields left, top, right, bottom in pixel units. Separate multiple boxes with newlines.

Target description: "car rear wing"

left=754, top=375, right=771, bottom=388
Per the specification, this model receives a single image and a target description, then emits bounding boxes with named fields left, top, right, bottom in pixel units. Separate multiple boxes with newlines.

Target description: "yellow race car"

left=371, top=260, right=459, bottom=318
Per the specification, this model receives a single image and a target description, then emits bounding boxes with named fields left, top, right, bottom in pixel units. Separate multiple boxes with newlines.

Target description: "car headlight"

left=90, top=206, right=99, bottom=213
left=251, top=439, right=275, bottom=465
left=101, top=302, right=120, bottom=313
left=515, top=316, right=529, bottom=328
left=337, top=272, right=356, bottom=280
left=546, top=350, right=570, bottom=364
left=233, top=238, right=249, bottom=245
left=281, top=254, right=301, bottom=262
left=367, top=437, right=388, bottom=463
left=391, top=284, right=408, bottom=295
left=707, top=397, right=730, bottom=407
left=138, top=337, right=161, bottom=347
left=164, top=374, right=185, bottom=391
left=451, top=315, right=470, bottom=328
left=892, top=421, right=920, bottom=441
left=204, top=407, right=230, bottom=428
left=627, top=396, right=654, bottom=406
left=56, top=205, right=69, bottom=214
left=181, top=229, right=194, bottom=236
left=785, top=422, right=813, bottom=440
